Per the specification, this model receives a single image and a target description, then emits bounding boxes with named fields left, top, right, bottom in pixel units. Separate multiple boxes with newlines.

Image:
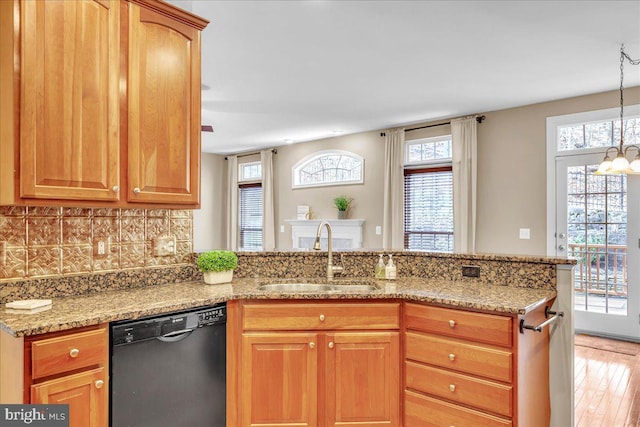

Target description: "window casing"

left=239, top=182, right=263, bottom=250
left=404, top=136, right=454, bottom=252
left=405, top=135, right=453, bottom=165
left=239, top=161, right=262, bottom=182
left=238, top=160, right=263, bottom=250
left=558, top=117, right=640, bottom=152
left=292, top=150, right=364, bottom=188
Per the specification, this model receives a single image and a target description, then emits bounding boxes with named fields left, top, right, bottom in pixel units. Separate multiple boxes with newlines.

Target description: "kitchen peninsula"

left=0, top=251, right=575, bottom=427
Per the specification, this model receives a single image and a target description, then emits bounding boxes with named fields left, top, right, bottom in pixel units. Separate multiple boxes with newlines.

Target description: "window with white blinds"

left=404, top=167, right=454, bottom=252
left=239, top=183, right=263, bottom=250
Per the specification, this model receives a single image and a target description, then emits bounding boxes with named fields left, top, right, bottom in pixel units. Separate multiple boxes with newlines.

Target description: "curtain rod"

left=224, top=148, right=277, bottom=160
left=379, top=115, right=485, bottom=137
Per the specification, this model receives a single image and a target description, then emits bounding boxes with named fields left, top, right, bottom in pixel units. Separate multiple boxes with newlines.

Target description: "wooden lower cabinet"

left=241, top=332, right=318, bottom=427
left=404, top=302, right=551, bottom=427
left=31, top=367, right=107, bottom=427
left=405, top=390, right=512, bottom=427
left=232, top=301, right=401, bottom=427
left=25, top=324, right=109, bottom=427
left=325, top=332, right=400, bottom=427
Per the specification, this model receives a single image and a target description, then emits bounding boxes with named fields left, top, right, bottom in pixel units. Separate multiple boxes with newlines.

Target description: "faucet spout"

left=313, top=221, right=343, bottom=279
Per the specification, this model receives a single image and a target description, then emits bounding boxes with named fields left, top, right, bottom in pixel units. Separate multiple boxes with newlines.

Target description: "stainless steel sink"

left=258, top=283, right=334, bottom=292
left=258, top=283, right=379, bottom=293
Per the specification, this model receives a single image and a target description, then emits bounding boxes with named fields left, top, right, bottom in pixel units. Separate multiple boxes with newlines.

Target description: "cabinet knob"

left=309, top=342, right=315, bottom=349
left=448, top=353, right=455, bottom=361
left=69, top=348, right=80, bottom=358
left=95, top=380, right=104, bottom=389
left=328, top=341, right=334, bottom=349
left=112, top=185, right=120, bottom=193
left=448, top=320, right=456, bottom=328
left=449, top=384, right=456, bottom=392
left=133, top=187, right=141, bottom=194
left=319, top=314, right=325, bottom=322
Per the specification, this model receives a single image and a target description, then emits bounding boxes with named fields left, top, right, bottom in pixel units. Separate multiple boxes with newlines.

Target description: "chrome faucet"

left=313, top=221, right=343, bottom=280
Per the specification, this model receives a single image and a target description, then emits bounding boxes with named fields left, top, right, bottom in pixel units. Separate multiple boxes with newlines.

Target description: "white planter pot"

left=202, top=270, right=234, bottom=285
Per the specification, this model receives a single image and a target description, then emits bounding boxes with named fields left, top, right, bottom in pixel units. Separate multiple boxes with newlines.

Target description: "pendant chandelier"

left=595, top=45, right=640, bottom=175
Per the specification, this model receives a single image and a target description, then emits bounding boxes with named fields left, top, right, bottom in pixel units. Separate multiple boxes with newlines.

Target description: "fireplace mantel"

left=285, top=219, right=365, bottom=250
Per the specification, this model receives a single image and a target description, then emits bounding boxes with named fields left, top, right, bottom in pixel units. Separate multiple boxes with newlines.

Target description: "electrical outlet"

left=461, top=265, right=480, bottom=278
left=375, top=226, right=382, bottom=235
left=0, top=241, right=6, bottom=266
left=93, top=237, right=111, bottom=258
left=154, top=235, right=176, bottom=256
left=519, top=228, right=531, bottom=239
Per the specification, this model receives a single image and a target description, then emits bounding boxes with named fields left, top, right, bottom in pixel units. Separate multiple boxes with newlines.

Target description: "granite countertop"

left=0, top=277, right=556, bottom=337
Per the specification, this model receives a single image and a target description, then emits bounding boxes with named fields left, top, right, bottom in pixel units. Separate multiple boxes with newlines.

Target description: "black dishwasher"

left=110, top=303, right=226, bottom=427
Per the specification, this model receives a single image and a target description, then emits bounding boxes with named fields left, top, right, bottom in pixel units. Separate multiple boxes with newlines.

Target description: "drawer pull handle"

left=448, top=353, right=455, bottom=361
left=95, top=380, right=104, bottom=389
left=449, top=384, right=456, bottom=392
left=319, top=314, right=325, bottom=322
left=69, top=348, right=80, bottom=358
left=328, top=341, right=334, bottom=349
left=112, top=185, right=120, bottom=193
left=309, top=342, right=315, bottom=349
left=448, top=320, right=456, bottom=328
left=133, top=187, right=141, bottom=194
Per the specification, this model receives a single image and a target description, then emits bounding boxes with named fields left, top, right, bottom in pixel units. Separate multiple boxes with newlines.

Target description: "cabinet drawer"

left=405, top=332, right=512, bottom=383
left=405, top=361, right=512, bottom=417
left=405, top=390, right=512, bottom=427
left=32, top=328, right=107, bottom=379
left=405, top=303, right=512, bottom=347
left=242, top=302, right=400, bottom=331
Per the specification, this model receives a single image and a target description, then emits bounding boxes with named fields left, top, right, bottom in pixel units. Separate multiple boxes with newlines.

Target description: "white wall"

left=193, top=153, right=226, bottom=251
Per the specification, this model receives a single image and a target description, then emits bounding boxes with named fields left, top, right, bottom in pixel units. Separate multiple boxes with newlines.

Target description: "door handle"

left=558, top=245, right=565, bottom=251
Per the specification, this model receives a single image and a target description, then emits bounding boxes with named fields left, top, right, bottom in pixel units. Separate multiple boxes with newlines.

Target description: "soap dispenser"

left=385, top=254, right=396, bottom=280
left=375, top=254, right=386, bottom=279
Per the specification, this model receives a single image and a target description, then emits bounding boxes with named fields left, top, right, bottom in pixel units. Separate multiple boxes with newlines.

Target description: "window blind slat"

left=404, top=168, right=453, bottom=252
left=239, top=185, right=263, bottom=250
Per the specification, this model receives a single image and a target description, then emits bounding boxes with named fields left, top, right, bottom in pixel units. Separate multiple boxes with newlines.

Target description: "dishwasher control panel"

left=197, top=305, right=226, bottom=327
left=111, top=303, right=226, bottom=346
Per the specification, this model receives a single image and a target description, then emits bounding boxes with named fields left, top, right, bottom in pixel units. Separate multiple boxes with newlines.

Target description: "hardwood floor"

left=575, top=335, right=640, bottom=427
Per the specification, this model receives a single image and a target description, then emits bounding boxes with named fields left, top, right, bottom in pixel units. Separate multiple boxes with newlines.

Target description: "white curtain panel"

left=261, top=149, right=276, bottom=251
left=382, top=128, right=405, bottom=250
left=451, top=116, right=477, bottom=253
left=226, top=155, right=238, bottom=251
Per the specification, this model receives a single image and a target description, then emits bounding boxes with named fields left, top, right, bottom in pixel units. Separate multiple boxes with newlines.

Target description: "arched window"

left=292, top=150, right=364, bottom=188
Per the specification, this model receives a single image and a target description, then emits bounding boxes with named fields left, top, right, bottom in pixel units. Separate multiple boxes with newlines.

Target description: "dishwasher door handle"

left=157, top=329, right=195, bottom=342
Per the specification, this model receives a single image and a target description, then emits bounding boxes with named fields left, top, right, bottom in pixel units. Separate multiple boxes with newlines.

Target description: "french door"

left=556, top=153, right=640, bottom=339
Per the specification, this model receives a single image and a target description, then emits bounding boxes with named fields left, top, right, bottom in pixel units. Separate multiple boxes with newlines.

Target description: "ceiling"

left=169, top=1, right=640, bottom=155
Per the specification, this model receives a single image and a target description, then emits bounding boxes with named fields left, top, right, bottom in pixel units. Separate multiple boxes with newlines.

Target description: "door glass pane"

left=568, top=165, right=627, bottom=315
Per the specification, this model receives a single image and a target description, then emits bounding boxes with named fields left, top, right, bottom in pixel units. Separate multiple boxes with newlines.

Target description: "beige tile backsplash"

left=0, top=206, right=193, bottom=280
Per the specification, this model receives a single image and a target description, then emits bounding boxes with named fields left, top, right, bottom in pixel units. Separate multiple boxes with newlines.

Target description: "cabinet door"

left=31, top=367, right=107, bottom=427
left=241, top=333, right=318, bottom=427
left=325, top=332, right=400, bottom=427
left=20, top=0, right=120, bottom=201
left=127, top=2, right=201, bottom=205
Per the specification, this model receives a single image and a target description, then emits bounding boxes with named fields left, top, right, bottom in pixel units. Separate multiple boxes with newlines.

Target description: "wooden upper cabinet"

left=126, top=1, right=202, bottom=205
left=0, top=0, right=208, bottom=207
left=19, top=0, right=121, bottom=201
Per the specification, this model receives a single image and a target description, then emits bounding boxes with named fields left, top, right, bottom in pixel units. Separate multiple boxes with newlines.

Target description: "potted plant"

left=197, top=250, right=238, bottom=285
left=333, top=196, right=352, bottom=219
